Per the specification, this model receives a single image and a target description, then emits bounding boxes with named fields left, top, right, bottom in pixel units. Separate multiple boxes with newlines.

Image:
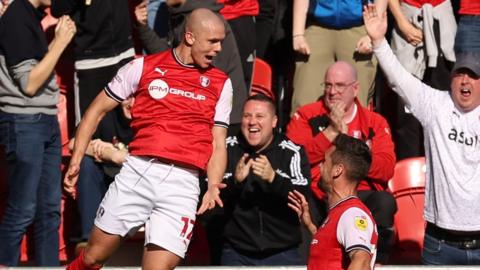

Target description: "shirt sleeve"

left=104, top=57, right=144, bottom=102
left=337, top=207, right=375, bottom=254
left=214, top=78, right=233, bottom=128
left=373, top=39, right=439, bottom=124
left=367, top=114, right=396, bottom=184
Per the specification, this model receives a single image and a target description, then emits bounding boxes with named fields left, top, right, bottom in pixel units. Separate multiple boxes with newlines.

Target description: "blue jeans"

left=422, top=230, right=480, bottom=265
left=76, top=156, right=110, bottom=241
left=455, top=15, right=480, bottom=53
left=221, top=246, right=302, bottom=266
left=0, top=112, right=61, bottom=266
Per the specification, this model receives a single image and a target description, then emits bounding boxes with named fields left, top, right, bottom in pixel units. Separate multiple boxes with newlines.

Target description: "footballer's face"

left=451, top=68, right=480, bottom=113
left=319, top=146, right=335, bottom=194
left=188, top=21, right=225, bottom=69
left=241, top=100, right=277, bottom=152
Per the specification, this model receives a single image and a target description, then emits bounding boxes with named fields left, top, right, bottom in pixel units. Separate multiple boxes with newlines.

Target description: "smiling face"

left=186, top=20, right=225, bottom=69
left=450, top=68, right=480, bottom=113
left=241, top=99, right=278, bottom=151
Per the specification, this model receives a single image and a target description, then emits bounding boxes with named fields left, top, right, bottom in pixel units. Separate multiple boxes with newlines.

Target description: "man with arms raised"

left=364, top=4, right=480, bottom=264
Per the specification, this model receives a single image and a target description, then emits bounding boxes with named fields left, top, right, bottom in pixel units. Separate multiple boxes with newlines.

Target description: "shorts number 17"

left=180, top=217, right=195, bottom=240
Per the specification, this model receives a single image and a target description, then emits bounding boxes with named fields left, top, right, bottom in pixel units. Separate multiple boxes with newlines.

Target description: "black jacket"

left=135, top=0, right=247, bottom=125
left=221, top=131, right=311, bottom=256
left=50, top=0, right=133, bottom=60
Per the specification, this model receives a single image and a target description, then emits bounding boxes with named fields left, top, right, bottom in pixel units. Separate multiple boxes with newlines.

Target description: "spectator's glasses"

left=322, top=81, right=357, bottom=93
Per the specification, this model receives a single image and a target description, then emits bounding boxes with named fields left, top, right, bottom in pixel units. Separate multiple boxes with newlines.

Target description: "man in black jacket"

left=217, top=94, right=311, bottom=265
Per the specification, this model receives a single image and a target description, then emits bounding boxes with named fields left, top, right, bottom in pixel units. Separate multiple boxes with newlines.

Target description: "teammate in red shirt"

left=64, top=8, right=232, bottom=270
left=288, top=134, right=378, bottom=270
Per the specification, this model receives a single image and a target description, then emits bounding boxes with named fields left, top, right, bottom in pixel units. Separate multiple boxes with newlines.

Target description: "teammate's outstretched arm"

left=198, top=126, right=228, bottom=214
left=64, top=91, right=119, bottom=197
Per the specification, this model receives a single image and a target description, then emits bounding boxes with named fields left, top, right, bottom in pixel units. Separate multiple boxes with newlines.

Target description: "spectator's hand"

left=64, top=162, right=80, bottom=198
left=234, top=153, right=253, bottom=183
left=110, top=149, right=127, bottom=165
left=398, top=20, right=423, bottom=46
left=90, top=139, right=115, bottom=162
left=293, top=35, right=311, bottom=55
left=363, top=4, right=388, bottom=47
left=54, top=15, right=76, bottom=47
left=356, top=35, right=373, bottom=54
left=328, top=101, right=347, bottom=134
left=197, top=182, right=227, bottom=215
left=135, top=0, right=148, bottom=26
left=251, top=155, right=276, bottom=183
left=288, top=190, right=316, bottom=233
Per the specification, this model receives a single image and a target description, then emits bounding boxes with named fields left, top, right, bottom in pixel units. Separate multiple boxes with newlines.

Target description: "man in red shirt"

left=288, top=134, right=378, bottom=270
left=286, top=61, right=395, bottom=263
left=64, top=8, right=232, bottom=270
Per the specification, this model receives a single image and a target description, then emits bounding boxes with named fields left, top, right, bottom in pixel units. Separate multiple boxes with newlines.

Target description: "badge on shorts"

left=97, top=207, right=105, bottom=219
left=355, top=216, right=368, bottom=231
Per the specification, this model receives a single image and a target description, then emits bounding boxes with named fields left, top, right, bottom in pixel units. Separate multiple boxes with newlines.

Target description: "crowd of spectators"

left=0, top=0, right=480, bottom=268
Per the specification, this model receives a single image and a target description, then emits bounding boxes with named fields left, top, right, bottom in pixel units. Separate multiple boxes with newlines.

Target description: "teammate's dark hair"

left=331, top=134, right=372, bottom=181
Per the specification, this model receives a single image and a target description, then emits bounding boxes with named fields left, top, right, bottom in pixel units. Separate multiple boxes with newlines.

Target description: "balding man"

left=64, top=8, right=232, bottom=270
left=286, top=61, right=396, bottom=264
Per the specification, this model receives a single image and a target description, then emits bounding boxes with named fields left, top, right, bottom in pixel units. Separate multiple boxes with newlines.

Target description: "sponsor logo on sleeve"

left=355, top=216, right=368, bottom=231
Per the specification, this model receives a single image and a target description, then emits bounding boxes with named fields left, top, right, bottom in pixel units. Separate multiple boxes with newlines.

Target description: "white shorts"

left=94, top=155, right=200, bottom=258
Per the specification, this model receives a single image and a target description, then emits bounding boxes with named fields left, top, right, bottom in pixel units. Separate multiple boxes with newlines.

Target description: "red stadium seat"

left=388, top=157, right=426, bottom=264
left=251, top=58, right=274, bottom=100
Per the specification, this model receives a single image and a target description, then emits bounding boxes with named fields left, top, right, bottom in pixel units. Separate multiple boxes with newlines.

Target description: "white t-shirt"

left=374, top=39, right=480, bottom=231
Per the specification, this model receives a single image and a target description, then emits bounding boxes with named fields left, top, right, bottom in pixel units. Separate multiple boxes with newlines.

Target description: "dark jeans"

left=76, top=156, right=110, bottom=241
left=221, top=245, right=302, bottom=266
left=455, top=15, right=480, bottom=54
left=422, top=224, right=480, bottom=265
left=0, top=112, right=61, bottom=266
